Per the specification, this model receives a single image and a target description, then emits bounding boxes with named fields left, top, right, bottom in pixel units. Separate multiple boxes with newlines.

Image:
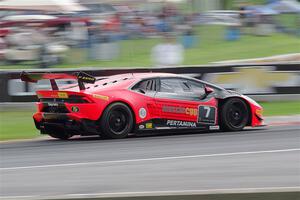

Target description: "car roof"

left=130, top=73, right=224, bottom=90
left=133, top=73, right=183, bottom=79
left=102, top=72, right=184, bottom=80
left=79, top=73, right=184, bottom=92
left=64, top=72, right=223, bottom=92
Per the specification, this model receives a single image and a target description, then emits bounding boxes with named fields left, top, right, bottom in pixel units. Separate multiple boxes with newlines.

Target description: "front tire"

left=220, top=98, right=249, bottom=131
left=100, top=102, right=134, bottom=139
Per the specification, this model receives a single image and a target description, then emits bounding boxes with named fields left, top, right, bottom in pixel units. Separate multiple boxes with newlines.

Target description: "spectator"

left=151, top=33, right=184, bottom=67
left=0, top=37, right=6, bottom=61
left=69, top=21, right=88, bottom=47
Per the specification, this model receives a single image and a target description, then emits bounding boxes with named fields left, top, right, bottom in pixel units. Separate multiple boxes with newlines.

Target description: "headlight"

left=255, top=109, right=263, bottom=118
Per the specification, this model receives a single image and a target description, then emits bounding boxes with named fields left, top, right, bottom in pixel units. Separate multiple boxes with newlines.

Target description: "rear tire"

left=220, top=98, right=249, bottom=131
left=100, top=102, right=134, bottom=139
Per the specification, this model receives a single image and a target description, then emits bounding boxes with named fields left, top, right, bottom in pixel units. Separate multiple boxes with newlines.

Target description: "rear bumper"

left=33, top=112, right=99, bottom=136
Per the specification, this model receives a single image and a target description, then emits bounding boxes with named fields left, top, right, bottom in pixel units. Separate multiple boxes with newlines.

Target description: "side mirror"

left=204, top=86, right=214, bottom=95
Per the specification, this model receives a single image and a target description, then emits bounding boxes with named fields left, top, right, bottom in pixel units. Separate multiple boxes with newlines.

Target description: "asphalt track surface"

left=0, top=125, right=300, bottom=199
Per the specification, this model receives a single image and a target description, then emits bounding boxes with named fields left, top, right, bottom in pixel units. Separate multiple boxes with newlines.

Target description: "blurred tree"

left=223, top=0, right=268, bottom=10
left=223, top=0, right=234, bottom=9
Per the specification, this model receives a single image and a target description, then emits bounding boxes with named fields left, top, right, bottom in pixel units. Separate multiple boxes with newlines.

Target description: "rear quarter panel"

left=93, top=89, right=157, bottom=124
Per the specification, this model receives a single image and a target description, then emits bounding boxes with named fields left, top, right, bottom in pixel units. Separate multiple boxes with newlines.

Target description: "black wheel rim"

left=108, top=109, right=128, bottom=134
left=227, top=102, right=246, bottom=128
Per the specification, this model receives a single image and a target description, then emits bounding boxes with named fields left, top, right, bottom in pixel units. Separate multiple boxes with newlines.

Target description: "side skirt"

left=135, top=118, right=209, bottom=134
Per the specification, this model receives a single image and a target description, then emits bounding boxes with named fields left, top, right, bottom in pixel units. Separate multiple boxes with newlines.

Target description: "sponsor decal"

left=166, top=120, right=196, bottom=127
left=77, top=73, right=96, bottom=83
left=57, top=92, right=68, bottom=98
left=92, top=94, right=109, bottom=101
left=139, top=108, right=147, bottom=119
left=138, top=125, right=145, bottom=129
left=47, top=103, right=58, bottom=107
left=198, top=106, right=216, bottom=124
left=71, top=106, right=79, bottom=112
left=162, top=106, right=198, bottom=116
left=209, top=125, right=220, bottom=130
left=146, top=123, right=153, bottom=129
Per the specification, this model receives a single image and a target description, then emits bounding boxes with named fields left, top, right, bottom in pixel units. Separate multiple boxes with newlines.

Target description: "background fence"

left=0, top=62, right=299, bottom=102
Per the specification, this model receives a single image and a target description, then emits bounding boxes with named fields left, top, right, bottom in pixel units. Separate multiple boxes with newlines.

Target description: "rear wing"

left=20, top=71, right=96, bottom=90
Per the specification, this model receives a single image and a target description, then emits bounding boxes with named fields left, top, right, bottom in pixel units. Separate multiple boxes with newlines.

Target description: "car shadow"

left=47, top=126, right=268, bottom=143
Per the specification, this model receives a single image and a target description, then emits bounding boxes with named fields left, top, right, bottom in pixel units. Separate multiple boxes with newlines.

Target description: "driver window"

left=160, top=78, right=204, bottom=95
left=188, top=80, right=205, bottom=96
left=158, top=78, right=206, bottom=100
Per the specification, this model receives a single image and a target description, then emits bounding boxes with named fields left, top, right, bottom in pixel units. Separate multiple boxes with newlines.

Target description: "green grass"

left=0, top=111, right=39, bottom=141
left=0, top=101, right=299, bottom=141
left=260, top=101, right=300, bottom=116
left=1, top=25, right=299, bottom=69
left=275, top=14, right=300, bottom=30
left=224, top=0, right=267, bottom=9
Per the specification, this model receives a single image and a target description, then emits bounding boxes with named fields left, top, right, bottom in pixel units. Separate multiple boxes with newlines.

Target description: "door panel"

left=154, top=78, right=218, bottom=125
left=155, top=96, right=199, bottom=121
left=155, top=95, right=218, bottom=123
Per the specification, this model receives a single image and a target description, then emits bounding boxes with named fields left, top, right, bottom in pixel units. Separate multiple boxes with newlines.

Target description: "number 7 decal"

left=203, top=106, right=211, bottom=118
left=198, top=106, right=216, bottom=124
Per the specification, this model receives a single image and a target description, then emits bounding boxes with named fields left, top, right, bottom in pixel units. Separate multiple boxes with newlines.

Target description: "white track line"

left=1, top=186, right=300, bottom=199
left=63, top=186, right=300, bottom=197
left=1, top=148, right=299, bottom=171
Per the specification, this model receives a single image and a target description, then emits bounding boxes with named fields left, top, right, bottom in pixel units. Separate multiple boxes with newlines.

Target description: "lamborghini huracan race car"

left=21, top=71, right=264, bottom=139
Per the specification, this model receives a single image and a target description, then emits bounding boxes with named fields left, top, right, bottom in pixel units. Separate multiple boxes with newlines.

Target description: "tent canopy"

left=0, top=0, right=88, bottom=13
left=268, top=0, right=300, bottom=13
left=247, top=5, right=279, bottom=15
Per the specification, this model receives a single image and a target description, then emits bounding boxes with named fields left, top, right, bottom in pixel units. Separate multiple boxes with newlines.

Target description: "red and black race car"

left=21, top=71, right=264, bottom=140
